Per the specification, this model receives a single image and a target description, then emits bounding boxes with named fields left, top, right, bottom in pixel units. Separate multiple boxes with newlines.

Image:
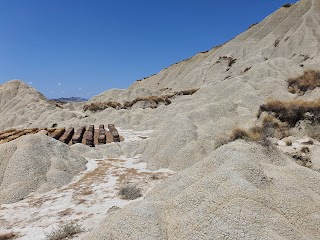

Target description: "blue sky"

left=0, top=0, right=295, bottom=99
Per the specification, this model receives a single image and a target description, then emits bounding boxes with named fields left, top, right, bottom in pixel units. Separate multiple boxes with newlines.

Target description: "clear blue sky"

left=0, top=0, right=294, bottom=99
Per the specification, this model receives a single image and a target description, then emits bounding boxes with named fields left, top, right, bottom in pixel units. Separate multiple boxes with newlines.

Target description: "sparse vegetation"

left=119, top=184, right=142, bottom=200
left=300, top=54, right=310, bottom=62
left=248, top=23, right=258, bottom=29
left=285, top=139, right=292, bottom=146
left=288, top=70, right=320, bottom=94
left=45, top=221, right=83, bottom=240
left=216, top=56, right=237, bottom=67
left=0, top=232, right=18, bottom=240
left=301, top=146, right=310, bottom=153
left=123, top=95, right=172, bottom=109
left=259, top=99, right=320, bottom=126
left=274, top=39, right=280, bottom=47
left=282, top=3, right=292, bottom=8
left=83, top=88, right=199, bottom=112
left=292, top=149, right=312, bottom=168
left=229, top=114, right=288, bottom=145
left=230, top=127, right=258, bottom=141
left=83, top=101, right=121, bottom=112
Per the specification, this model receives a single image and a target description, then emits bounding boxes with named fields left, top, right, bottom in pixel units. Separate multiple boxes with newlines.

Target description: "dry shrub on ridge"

left=230, top=127, right=260, bottom=142
left=288, top=70, right=320, bottom=94
left=83, top=88, right=199, bottom=112
left=230, top=115, right=288, bottom=145
left=282, top=3, right=292, bottom=8
left=83, top=101, right=121, bottom=112
left=122, top=95, right=172, bottom=109
left=259, top=99, right=320, bottom=126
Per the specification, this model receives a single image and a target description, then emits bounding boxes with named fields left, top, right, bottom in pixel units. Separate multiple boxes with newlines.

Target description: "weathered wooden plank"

left=98, top=128, right=106, bottom=144
left=86, top=125, right=95, bottom=147
left=0, top=129, right=24, bottom=140
left=52, top=128, right=66, bottom=140
left=59, top=127, right=75, bottom=144
left=108, top=124, right=120, bottom=142
left=24, top=128, right=39, bottom=134
left=47, top=128, right=56, bottom=133
left=0, top=128, right=16, bottom=136
left=2, top=128, right=38, bottom=143
left=88, top=125, right=94, bottom=132
left=72, top=126, right=86, bottom=144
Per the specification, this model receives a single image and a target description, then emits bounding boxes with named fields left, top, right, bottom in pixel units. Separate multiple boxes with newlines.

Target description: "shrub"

left=83, top=88, right=199, bottom=112
left=230, top=127, right=262, bottom=142
left=248, top=23, right=258, bottom=29
left=229, top=115, right=288, bottom=145
left=230, top=127, right=251, bottom=141
left=285, top=139, right=292, bottom=146
left=45, top=221, right=83, bottom=240
left=282, top=3, right=292, bottom=8
left=259, top=99, right=320, bottom=126
left=0, top=232, right=17, bottom=240
left=119, top=185, right=142, bottom=200
left=123, top=95, right=172, bottom=109
left=301, top=146, right=310, bottom=153
left=83, top=101, right=121, bottom=112
left=288, top=70, right=320, bottom=94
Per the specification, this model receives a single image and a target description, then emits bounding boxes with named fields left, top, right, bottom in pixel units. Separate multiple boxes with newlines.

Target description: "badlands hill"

left=1, top=0, right=320, bottom=239
left=0, top=134, right=86, bottom=204
left=0, top=80, right=85, bottom=130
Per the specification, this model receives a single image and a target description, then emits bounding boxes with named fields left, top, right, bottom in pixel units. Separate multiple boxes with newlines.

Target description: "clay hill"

left=1, top=0, right=320, bottom=239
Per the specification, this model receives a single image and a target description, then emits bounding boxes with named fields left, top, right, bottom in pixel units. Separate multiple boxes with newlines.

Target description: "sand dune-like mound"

left=129, top=0, right=320, bottom=92
left=0, top=80, right=81, bottom=130
left=0, top=134, right=87, bottom=204
left=84, top=141, right=320, bottom=240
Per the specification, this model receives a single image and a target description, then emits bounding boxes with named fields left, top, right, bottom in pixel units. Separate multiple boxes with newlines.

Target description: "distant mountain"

left=50, top=97, right=88, bottom=103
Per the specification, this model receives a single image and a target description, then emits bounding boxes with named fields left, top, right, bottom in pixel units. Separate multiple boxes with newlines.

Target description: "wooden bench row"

left=0, top=124, right=121, bottom=146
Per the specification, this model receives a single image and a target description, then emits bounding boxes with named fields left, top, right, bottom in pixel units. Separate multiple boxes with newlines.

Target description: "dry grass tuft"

left=301, top=146, right=310, bottom=153
left=119, top=184, right=142, bottom=200
left=288, top=70, right=320, bottom=94
left=45, top=221, right=83, bottom=240
left=0, top=233, right=18, bottom=240
left=230, top=127, right=255, bottom=141
left=259, top=99, right=320, bottom=126
left=285, top=139, right=292, bottom=146
left=229, top=115, right=288, bottom=145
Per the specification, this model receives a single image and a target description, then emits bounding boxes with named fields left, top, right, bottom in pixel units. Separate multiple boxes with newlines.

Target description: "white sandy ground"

left=0, top=129, right=175, bottom=240
left=117, top=128, right=154, bottom=142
